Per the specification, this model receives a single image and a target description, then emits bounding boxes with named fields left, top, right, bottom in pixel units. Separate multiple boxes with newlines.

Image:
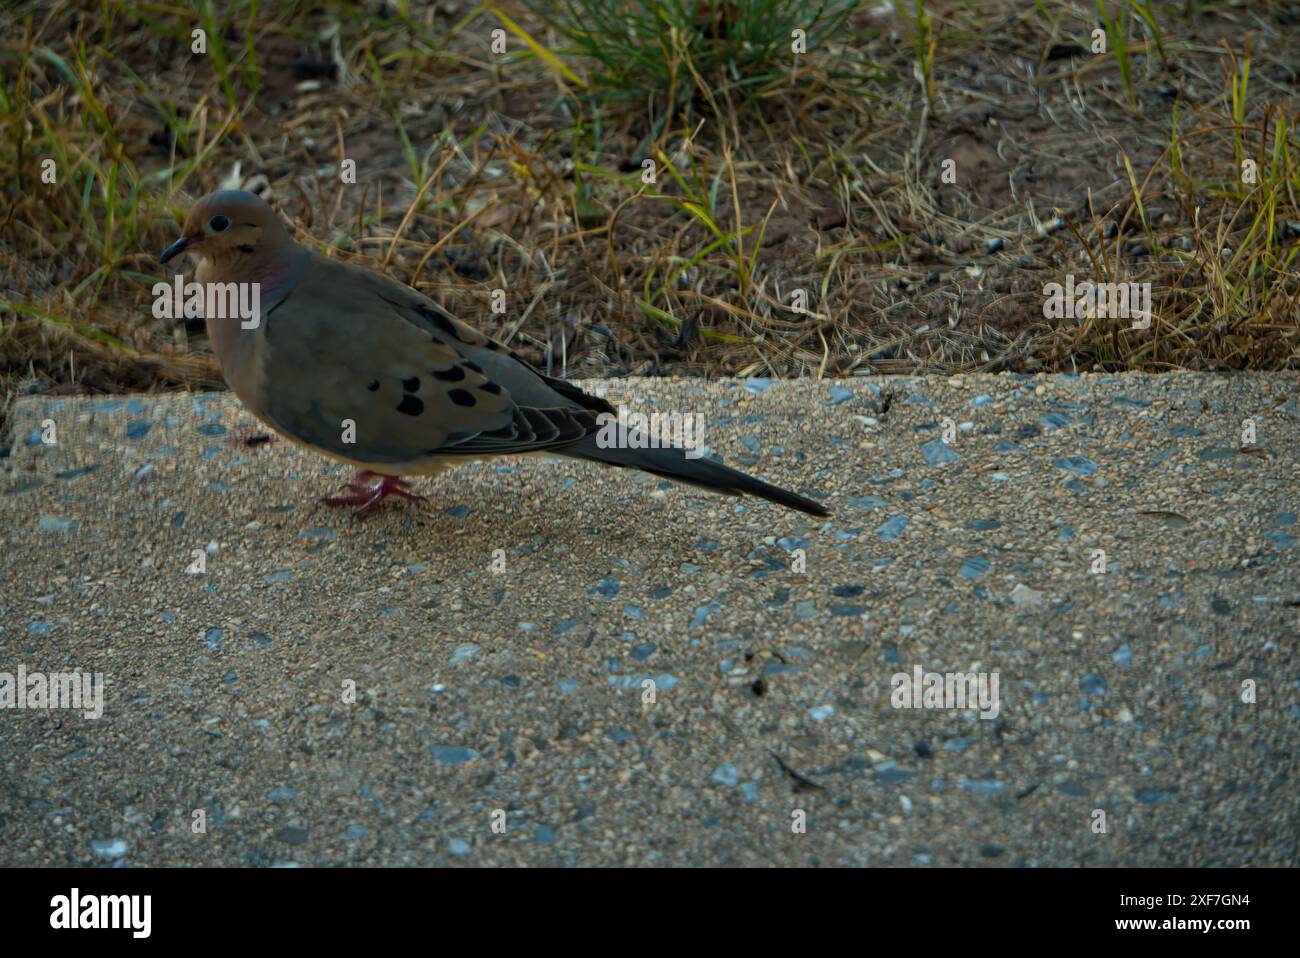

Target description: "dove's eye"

left=208, top=214, right=231, bottom=233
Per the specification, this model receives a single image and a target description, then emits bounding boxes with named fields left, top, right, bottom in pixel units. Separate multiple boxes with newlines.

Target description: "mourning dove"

left=159, top=190, right=829, bottom=517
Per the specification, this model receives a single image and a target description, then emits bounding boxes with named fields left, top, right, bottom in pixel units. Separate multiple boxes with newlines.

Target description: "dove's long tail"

left=560, top=437, right=831, bottom=517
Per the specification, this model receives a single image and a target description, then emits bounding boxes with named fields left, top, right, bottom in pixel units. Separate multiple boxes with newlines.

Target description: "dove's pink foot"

left=320, top=470, right=425, bottom=517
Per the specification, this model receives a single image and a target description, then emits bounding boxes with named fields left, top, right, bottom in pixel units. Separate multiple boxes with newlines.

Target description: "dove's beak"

left=159, top=234, right=197, bottom=265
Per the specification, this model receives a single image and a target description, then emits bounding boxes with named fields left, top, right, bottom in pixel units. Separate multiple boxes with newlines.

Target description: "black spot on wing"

left=402, top=376, right=420, bottom=392
left=366, top=380, right=380, bottom=392
left=431, top=365, right=465, bottom=381
left=396, top=395, right=424, bottom=416
left=448, top=389, right=476, bottom=407
left=479, top=381, right=503, bottom=395
left=414, top=303, right=462, bottom=341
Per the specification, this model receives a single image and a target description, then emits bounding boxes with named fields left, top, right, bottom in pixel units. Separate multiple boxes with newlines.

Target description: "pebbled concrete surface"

left=1, top=372, right=1297, bottom=866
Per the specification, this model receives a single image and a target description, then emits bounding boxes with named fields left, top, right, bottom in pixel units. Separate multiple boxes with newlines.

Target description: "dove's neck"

left=197, top=239, right=308, bottom=402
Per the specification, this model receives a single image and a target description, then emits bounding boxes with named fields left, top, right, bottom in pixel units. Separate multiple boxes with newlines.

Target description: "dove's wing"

left=253, top=253, right=612, bottom=469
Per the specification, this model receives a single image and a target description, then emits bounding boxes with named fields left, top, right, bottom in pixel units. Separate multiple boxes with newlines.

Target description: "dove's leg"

left=321, top=470, right=425, bottom=516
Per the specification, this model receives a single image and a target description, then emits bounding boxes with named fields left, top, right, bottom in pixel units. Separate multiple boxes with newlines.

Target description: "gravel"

left=1, top=372, right=1296, bottom=866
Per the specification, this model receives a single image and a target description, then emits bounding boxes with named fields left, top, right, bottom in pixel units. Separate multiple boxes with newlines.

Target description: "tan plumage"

left=160, top=190, right=829, bottom=517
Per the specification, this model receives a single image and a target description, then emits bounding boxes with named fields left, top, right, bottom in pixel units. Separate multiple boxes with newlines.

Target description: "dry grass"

left=1, top=0, right=1297, bottom=439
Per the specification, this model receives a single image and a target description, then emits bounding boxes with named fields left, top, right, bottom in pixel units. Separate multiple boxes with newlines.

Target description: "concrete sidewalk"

left=1, top=372, right=1297, bottom=866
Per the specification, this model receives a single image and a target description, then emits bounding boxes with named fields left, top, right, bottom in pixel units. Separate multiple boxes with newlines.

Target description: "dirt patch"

left=1, top=0, right=1296, bottom=421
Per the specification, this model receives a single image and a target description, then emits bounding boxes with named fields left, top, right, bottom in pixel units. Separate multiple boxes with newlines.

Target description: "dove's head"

left=159, top=190, right=291, bottom=266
